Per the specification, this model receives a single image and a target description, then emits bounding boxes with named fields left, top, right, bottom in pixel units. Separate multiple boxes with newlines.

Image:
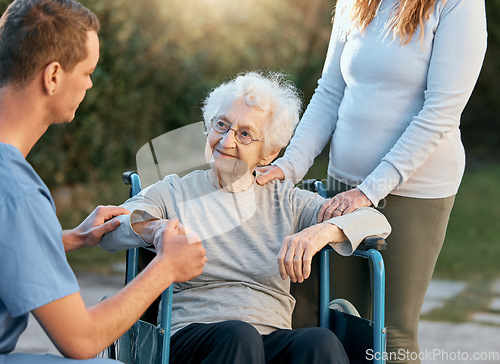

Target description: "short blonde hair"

left=202, top=71, right=302, bottom=152
left=0, top=0, right=100, bottom=87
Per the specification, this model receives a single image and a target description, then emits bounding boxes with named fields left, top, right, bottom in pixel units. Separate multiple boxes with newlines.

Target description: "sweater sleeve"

left=358, top=0, right=487, bottom=205
left=286, top=184, right=391, bottom=256
left=274, top=13, right=347, bottom=184
left=323, top=207, right=391, bottom=256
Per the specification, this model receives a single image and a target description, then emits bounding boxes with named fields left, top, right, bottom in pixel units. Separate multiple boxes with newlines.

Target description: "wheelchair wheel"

left=329, top=298, right=361, bottom=317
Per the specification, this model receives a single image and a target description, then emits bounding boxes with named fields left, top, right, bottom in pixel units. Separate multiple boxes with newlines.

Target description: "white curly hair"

left=201, top=71, right=302, bottom=152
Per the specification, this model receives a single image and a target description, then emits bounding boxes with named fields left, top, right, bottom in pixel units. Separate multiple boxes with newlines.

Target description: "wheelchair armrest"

left=320, top=236, right=387, bottom=253
left=357, top=237, right=387, bottom=251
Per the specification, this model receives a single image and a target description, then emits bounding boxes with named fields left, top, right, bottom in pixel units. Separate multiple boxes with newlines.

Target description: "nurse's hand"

left=63, top=205, right=130, bottom=252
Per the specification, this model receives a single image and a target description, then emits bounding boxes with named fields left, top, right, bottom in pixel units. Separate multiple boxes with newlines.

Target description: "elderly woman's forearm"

left=131, top=219, right=162, bottom=244
left=319, top=222, right=347, bottom=244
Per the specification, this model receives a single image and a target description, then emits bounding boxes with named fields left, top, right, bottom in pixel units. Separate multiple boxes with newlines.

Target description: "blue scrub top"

left=0, top=142, right=79, bottom=353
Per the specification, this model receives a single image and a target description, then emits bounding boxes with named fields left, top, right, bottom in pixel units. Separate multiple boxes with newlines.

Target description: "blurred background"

left=1, top=0, right=499, bottom=325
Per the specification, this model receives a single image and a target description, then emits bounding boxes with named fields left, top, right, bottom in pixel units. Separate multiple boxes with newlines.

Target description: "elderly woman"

left=100, top=72, right=390, bottom=364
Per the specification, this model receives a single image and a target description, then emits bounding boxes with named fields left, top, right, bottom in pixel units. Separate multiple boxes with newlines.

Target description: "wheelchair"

left=98, top=169, right=387, bottom=364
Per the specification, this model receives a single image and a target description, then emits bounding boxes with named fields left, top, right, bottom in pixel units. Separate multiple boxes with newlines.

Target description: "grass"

left=420, top=164, right=500, bottom=323
left=433, top=164, right=500, bottom=280
left=420, top=278, right=495, bottom=323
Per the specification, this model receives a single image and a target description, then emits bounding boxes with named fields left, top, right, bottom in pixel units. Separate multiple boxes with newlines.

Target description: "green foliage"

left=0, top=0, right=498, bottom=187
left=460, top=0, right=500, bottom=162
left=433, top=164, right=500, bottom=280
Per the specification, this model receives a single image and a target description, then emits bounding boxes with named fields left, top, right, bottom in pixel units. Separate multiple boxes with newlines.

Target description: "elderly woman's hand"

left=256, top=165, right=285, bottom=185
left=152, top=219, right=207, bottom=283
left=317, top=188, right=372, bottom=222
left=278, top=223, right=347, bottom=283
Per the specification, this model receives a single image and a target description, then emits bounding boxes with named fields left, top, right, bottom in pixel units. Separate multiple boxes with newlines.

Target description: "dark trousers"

left=170, top=320, right=349, bottom=364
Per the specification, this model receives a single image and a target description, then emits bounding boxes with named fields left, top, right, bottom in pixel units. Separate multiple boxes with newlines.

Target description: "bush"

left=0, top=0, right=333, bottom=186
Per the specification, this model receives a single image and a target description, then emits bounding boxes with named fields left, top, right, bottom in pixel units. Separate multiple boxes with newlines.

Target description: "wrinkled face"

left=205, top=100, right=271, bottom=176
left=52, top=31, right=99, bottom=124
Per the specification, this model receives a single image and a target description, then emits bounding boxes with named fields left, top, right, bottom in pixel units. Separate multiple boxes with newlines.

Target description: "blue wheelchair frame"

left=307, top=179, right=387, bottom=362
left=104, top=172, right=387, bottom=364
left=124, top=172, right=173, bottom=364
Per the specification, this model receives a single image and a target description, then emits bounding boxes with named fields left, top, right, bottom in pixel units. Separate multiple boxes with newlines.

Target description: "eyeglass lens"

left=213, top=118, right=255, bottom=145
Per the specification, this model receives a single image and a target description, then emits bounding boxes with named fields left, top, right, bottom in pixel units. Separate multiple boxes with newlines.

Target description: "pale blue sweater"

left=275, top=0, right=487, bottom=206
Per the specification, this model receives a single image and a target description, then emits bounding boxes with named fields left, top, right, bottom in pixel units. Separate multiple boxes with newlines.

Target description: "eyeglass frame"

left=210, top=116, right=264, bottom=145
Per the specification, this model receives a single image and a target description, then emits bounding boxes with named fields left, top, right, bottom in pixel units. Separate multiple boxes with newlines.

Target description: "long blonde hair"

left=335, top=0, right=439, bottom=44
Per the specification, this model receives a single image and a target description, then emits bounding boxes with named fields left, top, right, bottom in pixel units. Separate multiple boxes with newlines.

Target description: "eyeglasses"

left=211, top=117, right=264, bottom=145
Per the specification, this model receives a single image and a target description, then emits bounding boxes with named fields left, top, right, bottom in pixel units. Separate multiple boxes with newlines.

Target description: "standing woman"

left=257, top=0, right=487, bottom=362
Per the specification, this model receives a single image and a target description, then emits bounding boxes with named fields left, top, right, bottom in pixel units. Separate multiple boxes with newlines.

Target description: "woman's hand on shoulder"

left=317, top=188, right=372, bottom=222
left=256, top=165, right=285, bottom=185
